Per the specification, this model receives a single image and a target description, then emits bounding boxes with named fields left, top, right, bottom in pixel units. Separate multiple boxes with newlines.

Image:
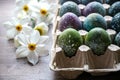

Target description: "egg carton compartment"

left=50, top=13, right=120, bottom=79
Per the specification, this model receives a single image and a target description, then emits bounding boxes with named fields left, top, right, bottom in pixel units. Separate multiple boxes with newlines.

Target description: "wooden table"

left=0, top=0, right=120, bottom=80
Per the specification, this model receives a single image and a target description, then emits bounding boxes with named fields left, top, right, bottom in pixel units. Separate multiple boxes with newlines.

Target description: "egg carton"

left=50, top=17, right=120, bottom=79
left=49, top=1, right=120, bottom=79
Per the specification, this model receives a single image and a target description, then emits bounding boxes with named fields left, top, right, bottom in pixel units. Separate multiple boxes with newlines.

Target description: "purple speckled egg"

left=83, top=1, right=106, bottom=16
left=58, top=12, right=82, bottom=31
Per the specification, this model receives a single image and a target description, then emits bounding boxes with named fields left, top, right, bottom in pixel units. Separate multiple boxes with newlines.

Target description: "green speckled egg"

left=58, top=28, right=83, bottom=58
left=85, top=28, right=111, bottom=56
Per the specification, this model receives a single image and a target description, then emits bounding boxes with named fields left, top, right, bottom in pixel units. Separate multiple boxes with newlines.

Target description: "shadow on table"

left=53, top=71, right=120, bottom=80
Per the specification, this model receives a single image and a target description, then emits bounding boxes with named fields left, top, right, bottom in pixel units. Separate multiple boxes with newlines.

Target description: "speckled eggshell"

left=58, top=12, right=82, bottom=31
left=59, top=0, right=82, bottom=5
left=111, top=12, right=120, bottom=32
left=59, top=1, right=81, bottom=17
left=115, top=32, right=120, bottom=47
left=85, top=27, right=111, bottom=56
left=105, top=0, right=120, bottom=5
left=83, top=13, right=107, bottom=31
left=58, top=28, right=83, bottom=58
left=83, top=1, right=106, bottom=16
left=81, top=0, right=102, bottom=5
left=108, top=1, right=120, bottom=16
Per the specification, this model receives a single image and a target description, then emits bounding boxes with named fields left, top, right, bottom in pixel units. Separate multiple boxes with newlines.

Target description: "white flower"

left=14, top=26, right=33, bottom=48
left=4, top=17, right=32, bottom=39
left=32, top=1, right=57, bottom=25
left=34, top=22, right=49, bottom=35
left=16, top=30, right=49, bottom=65
left=15, top=0, right=37, bottom=16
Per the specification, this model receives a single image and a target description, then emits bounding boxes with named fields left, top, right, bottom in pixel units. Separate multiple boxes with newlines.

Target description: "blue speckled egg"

left=111, top=12, right=120, bottom=33
left=115, top=32, right=120, bottom=47
left=59, top=1, right=81, bottom=17
left=108, top=1, right=120, bottom=16
left=83, top=13, right=107, bottom=31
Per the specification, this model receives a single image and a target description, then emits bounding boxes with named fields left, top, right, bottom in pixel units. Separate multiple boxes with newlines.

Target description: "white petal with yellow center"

left=14, top=26, right=32, bottom=48
left=34, top=22, right=48, bottom=35
left=28, top=43, right=36, bottom=51
left=15, top=24, right=23, bottom=32
left=23, top=4, right=29, bottom=12
left=15, top=0, right=34, bottom=16
left=40, top=8, right=48, bottom=16
left=16, top=29, right=49, bottom=65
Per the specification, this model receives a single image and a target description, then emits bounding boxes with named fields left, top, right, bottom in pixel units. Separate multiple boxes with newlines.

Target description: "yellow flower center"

left=40, top=8, right=48, bottom=16
left=16, top=24, right=23, bottom=31
left=23, top=5, right=29, bottom=12
left=34, top=26, right=44, bottom=35
left=28, top=43, right=36, bottom=51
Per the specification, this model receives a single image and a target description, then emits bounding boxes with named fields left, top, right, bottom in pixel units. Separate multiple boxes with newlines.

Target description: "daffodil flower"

left=34, top=22, right=48, bottom=35
left=15, top=0, right=37, bottom=16
left=16, top=30, right=49, bottom=65
left=14, top=25, right=33, bottom=48
left=4, top=17, right=31, bottom=39
left=32, top=1, right=57, bottom=25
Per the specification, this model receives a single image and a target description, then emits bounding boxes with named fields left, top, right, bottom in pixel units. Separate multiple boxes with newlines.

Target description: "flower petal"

left=16, top=0, right=29, bottom=7
left=35, top=45, right=49, bottom=56
left=48, top=4, right=57, bottom=13
left=11, top=17, right=19, bottom=25
left=20, top=16, right=31, bottom=25
left=45, top=14, right=54, bottom=25
left=37, top=36, right=49, bottom=44
left=6, top=28, right=16, bottom=39
left=27, top=51, right=39, bottom=65
left=34, top=22, right=49, bottom=35
left=4, top=21, right=14, bottom=29
left=17, top=33, right=29, bottom=45
left=14, top=35, right=21, bottom=48
left=22, top=26, right=33, bottom=35
left=16, top=46, right=29, bottom=58
left=30, top=30, right=40, bottom=43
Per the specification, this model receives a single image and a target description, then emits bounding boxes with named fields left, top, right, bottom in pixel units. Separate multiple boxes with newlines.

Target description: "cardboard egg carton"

left=49, top=1, right=120, bottom=79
